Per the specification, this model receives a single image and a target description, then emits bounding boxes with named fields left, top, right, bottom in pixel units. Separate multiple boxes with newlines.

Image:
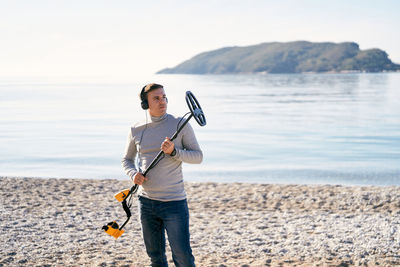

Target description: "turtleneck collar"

left=150, top=113, right=168, bottom=123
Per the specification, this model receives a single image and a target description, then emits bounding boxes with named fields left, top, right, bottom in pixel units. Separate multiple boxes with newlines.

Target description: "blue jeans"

left=139, top=196, right=195, bottom=267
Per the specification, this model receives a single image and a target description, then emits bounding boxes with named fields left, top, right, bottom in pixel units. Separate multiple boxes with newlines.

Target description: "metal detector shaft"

left=143, top=113, right=193, bottom=176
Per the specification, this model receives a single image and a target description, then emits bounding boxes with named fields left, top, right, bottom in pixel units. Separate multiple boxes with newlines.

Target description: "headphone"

left=140, top=86, right=149, bottom=110
left=140, top=84, right=168, bottom=110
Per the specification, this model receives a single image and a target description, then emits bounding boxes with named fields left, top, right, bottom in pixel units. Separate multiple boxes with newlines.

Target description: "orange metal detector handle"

left=102, top=197, right=131, bottom=239
left=102, top=221, right=125, bottom=239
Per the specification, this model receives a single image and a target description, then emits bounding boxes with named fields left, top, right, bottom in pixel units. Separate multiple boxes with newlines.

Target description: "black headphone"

left=140, top=86, right=149, bottom=110
left=140, top=84, right=168, bottom=110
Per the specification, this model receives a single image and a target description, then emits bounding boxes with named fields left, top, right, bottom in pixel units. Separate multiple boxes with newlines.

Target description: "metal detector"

left=102, top=91, right=206, bottom=239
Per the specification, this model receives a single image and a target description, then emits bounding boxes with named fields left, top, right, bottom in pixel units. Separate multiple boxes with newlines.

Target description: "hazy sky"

left=1, top=0, right=399, bottom=80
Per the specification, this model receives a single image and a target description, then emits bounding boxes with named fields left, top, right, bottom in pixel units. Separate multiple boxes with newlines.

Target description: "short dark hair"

left=140, top=83, right=164, bottom=102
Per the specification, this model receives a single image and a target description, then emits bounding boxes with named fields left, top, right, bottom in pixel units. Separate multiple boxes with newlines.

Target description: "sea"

left=1, top=73, right=400, bottom=186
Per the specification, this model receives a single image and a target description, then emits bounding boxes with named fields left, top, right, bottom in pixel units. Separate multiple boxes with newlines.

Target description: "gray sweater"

left=122, top=113, right=203, bottom=201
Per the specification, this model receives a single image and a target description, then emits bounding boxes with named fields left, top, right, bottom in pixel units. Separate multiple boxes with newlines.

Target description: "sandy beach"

left=1, top=176, right=399, bottom=266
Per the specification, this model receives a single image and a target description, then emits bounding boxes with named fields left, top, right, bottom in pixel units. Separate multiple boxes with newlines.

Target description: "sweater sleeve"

left=174, top=122, right=203, bottom=164
left=121, top=129, right=138, bottom=180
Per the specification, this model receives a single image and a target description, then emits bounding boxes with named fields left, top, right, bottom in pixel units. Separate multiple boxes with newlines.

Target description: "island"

left=157, top=41, right=400, bottom=74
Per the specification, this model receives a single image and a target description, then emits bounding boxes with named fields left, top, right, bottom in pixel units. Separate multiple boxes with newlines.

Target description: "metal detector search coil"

left=102, top=90, right=206, bottom=239
left=186, top=91, right=206, bottom=126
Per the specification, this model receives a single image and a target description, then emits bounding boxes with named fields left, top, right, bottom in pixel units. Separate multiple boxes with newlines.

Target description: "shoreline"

left=3, top=174, right=400, bottom=188
left=1, top=176, right=399, bottom=266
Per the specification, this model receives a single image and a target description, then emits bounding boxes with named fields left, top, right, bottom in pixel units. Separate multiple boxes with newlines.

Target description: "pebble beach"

left=1, top=176, right=399, bottom=266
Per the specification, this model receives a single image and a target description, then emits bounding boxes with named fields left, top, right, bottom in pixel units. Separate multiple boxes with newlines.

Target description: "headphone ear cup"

left=140, top=86, right=149, bottom=110
left=141, top=100, right=149, bottom=110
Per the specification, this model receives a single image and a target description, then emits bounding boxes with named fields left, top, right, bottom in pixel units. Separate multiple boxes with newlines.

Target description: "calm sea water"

left=1, top=73, right=399, bottom=186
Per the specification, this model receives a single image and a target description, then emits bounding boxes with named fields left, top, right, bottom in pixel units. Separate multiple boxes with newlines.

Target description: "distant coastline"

left=157, top=41, right=400, bottom=74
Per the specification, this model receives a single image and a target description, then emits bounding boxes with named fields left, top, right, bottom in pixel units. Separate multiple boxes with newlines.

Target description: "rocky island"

left=157, top=41, right=400, bottom=74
